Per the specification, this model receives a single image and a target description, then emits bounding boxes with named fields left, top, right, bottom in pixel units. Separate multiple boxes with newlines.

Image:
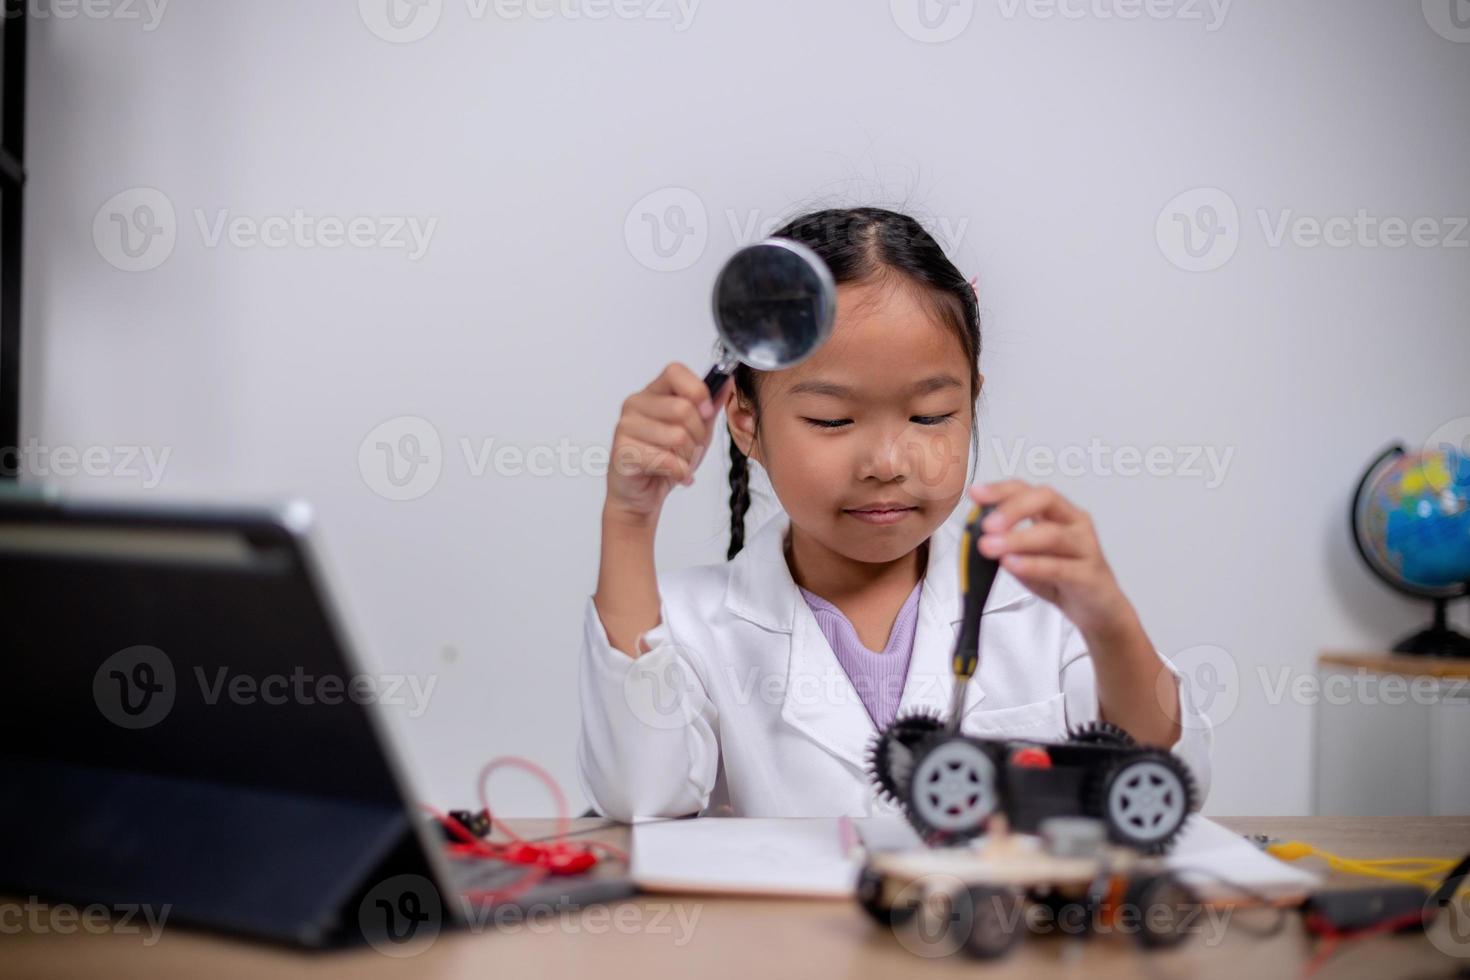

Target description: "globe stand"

left=1392, top=597, right=1470, bottom=659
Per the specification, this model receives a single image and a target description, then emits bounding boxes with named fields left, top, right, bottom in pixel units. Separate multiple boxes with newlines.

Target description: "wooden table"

left=6, top=817, right=1468, bottom=980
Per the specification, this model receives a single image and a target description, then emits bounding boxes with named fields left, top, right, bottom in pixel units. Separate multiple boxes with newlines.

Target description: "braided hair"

left=725, top=207, right=983, bottom=560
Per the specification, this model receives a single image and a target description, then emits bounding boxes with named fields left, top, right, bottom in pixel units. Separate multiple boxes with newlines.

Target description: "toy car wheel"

left=1094, top=750, right=1195, bottom=853
left=866, top=709, right=945, bottom=804
left=1034, top=889, right=1096, bottom=940
left=955, top=885, right=1025, bottom=960
left=1124, top=872, right=1200, bottom=949
left=856, top=865, right=916, bottom=926
left=1065, top=721, right=1137, bottom=748
left=904, top=735, right=999, bottom=843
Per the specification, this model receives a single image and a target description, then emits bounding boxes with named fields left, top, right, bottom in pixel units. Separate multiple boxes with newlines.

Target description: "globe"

left=1351, top=444, right=1470, bottom=657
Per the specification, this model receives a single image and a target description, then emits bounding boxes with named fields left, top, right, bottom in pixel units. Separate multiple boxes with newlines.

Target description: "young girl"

left=578, top=207, right=1211, bottom=821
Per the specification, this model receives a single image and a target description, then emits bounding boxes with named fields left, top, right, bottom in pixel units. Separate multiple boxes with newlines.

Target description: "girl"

left=578, top=207, right=1211, bottom=821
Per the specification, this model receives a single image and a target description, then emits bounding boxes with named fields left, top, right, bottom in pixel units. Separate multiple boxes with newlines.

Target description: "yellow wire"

left=1266, top=841, right=1457, bottom=889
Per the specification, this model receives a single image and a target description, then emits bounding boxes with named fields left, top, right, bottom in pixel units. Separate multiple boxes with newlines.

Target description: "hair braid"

left=726, top=433, right=752, bottom=560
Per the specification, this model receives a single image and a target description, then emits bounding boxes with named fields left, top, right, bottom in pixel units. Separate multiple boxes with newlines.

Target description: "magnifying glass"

left=701, top=238, right=838, bottom=401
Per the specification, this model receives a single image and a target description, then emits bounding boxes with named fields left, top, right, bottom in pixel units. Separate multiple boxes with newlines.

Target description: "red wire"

left=476, top=756, right=567, bottom=844
left=1301, top=910, right=1426, bottom=977
left=419, top=803, right=550, bottom=904
left=473, top=755, right=630, bottom=863
left=421, top=755, right=630, bottom=890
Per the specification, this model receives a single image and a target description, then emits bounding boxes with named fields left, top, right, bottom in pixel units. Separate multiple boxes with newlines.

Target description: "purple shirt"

left=797, top=579, right=924, bottom=730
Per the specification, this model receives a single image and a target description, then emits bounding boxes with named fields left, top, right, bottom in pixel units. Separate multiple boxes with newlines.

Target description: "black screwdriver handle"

left=954, top=503, right=1001, bottom=682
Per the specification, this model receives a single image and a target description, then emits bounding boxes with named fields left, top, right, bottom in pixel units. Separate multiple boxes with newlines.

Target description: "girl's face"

left=729, top=277, right=980, bottom=565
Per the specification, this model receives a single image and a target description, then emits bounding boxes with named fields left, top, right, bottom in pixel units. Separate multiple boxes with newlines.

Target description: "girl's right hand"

left=604, top=363, right=727, bottom=526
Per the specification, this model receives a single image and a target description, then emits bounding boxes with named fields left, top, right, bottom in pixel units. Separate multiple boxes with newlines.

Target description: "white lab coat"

left=577, top=508, right=1212, bottom=822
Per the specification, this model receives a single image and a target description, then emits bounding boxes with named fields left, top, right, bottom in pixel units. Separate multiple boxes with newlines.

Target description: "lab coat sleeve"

left=575, top=594, right=720, bottom=822
left=1058, top=621, right=1213, bottom=805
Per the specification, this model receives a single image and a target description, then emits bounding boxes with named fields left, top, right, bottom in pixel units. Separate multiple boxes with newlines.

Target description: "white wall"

left=21, top=0, right=1470, bottom=816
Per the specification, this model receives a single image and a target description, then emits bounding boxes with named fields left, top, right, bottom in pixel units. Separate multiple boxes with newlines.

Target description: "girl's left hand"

left=968, top=480, right=1134, bottom=642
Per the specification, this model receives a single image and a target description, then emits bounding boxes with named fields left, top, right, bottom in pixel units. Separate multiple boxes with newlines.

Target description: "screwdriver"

left=947, top=502, right=1003, bottom=732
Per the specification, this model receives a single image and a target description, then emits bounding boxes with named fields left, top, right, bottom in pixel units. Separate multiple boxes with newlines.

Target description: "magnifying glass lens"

left=703, top=240, right=837, bottom=395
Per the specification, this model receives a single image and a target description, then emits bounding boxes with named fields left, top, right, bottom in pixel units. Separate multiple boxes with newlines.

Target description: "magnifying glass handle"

left=701, top=365, right=729, bottom=396
left=702, top=346, right=739, bottom=401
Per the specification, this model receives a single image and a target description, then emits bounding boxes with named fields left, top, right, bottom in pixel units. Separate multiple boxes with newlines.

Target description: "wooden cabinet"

left=1314, top=652, right=1470, bottom=816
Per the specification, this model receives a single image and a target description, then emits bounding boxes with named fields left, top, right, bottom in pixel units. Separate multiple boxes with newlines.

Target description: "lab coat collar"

left=723, top=508, right=1036, bottom=772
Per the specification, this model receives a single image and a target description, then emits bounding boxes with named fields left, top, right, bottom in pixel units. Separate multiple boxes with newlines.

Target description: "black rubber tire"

left=1065, top=721, right=1138, bottom=748
left=954, top=885, right=1025, bottom=960
left=1033, top=889, right=1096, bottom=941
left=856, top=866, right=916, bottom=927
left=1090, top=749, right=1197, bottom=854
left=1124, top=872, right=1200, bottom=949
left=901, top=733, right=1002, bottom=846
left=866, top=709, right=945, bottom=803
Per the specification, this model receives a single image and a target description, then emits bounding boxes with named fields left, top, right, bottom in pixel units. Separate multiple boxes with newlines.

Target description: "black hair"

left=725, top=207, right=983, bottom=560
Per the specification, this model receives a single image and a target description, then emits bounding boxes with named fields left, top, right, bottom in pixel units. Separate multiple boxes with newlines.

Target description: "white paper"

left=852, top=815, right=924, bottom=852
left=632, top=815, right=1318, bottom=901
left=632, top=818, right=862, bottom=897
